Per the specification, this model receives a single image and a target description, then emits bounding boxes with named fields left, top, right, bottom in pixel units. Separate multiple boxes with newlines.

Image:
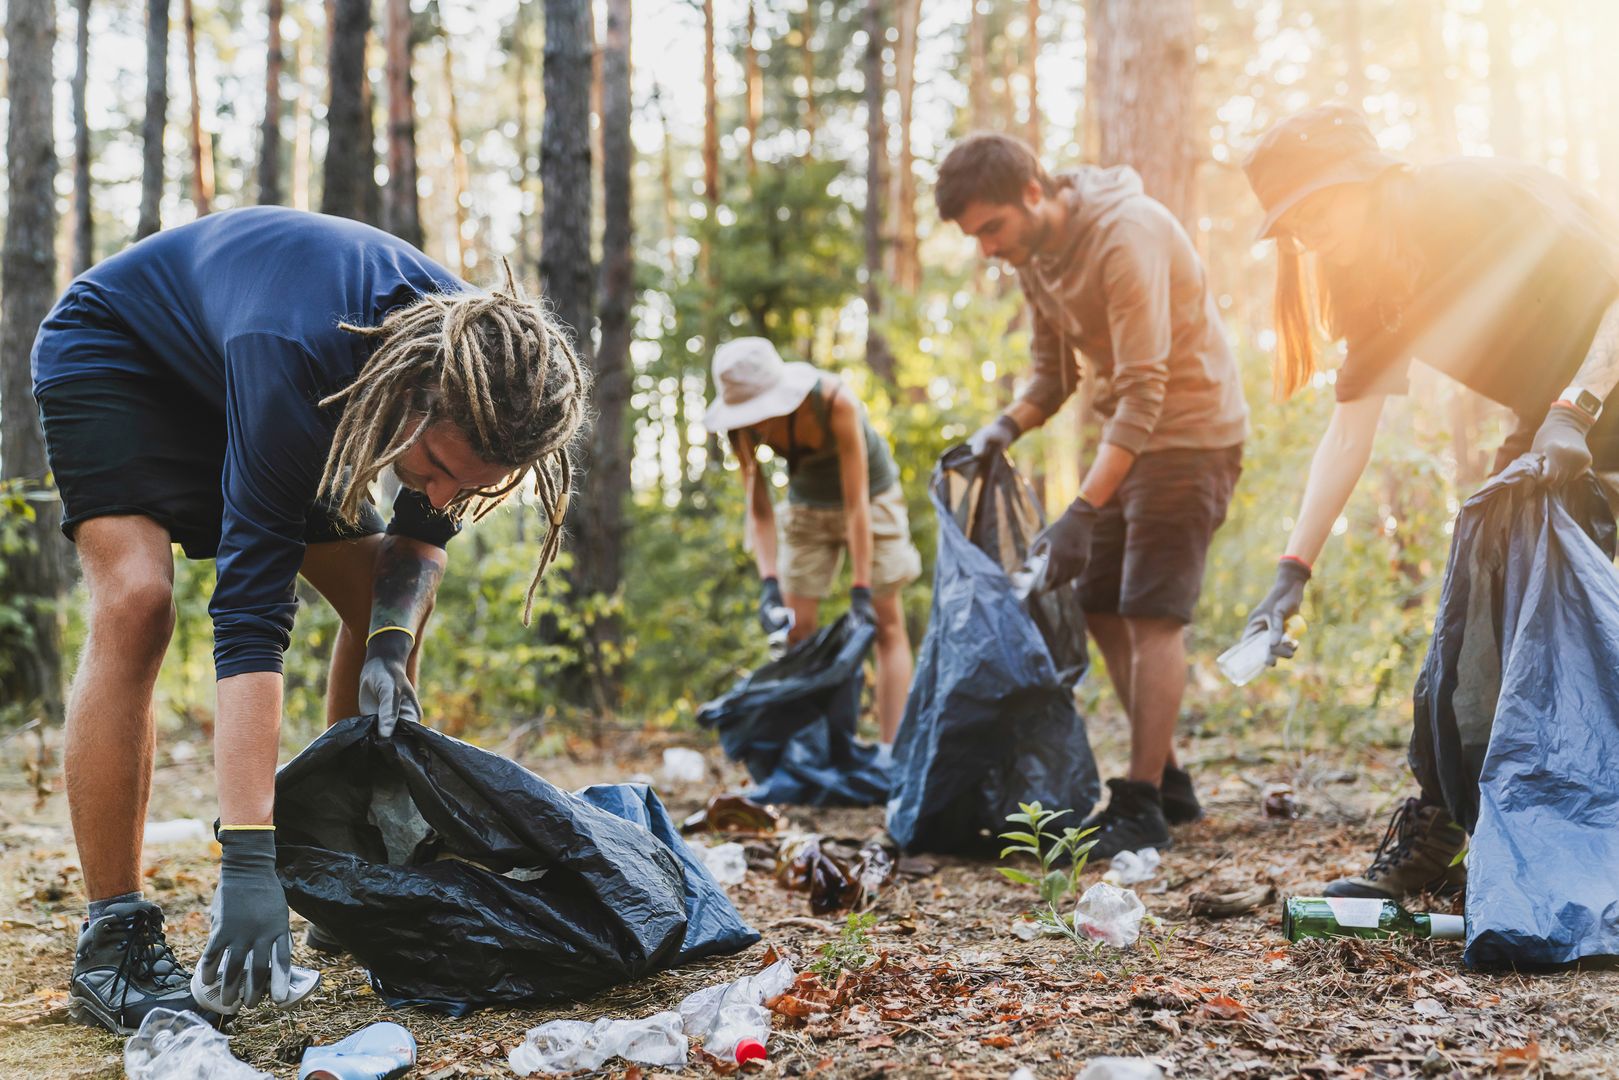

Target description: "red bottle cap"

left=734, top=1038, right=767, bottom=1063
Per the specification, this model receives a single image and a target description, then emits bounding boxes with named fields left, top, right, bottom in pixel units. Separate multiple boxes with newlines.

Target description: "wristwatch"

left=1558, top=385, right=1603, bottom=424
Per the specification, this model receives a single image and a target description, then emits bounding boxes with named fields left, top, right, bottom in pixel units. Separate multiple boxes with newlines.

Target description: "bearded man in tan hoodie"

left=936, top=132, right=1249, bottom=857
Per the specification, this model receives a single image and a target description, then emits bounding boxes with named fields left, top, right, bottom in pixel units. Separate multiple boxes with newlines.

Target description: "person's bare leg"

left=1124, top=616, right=1187, bottom=786
left=1085, top=612, right=1135, bottom=717
left=300, top=535, right=382, bottom=726
left=66, top=516, right=176, bottom=902
left=784, top=592, right=821, bottom=647
left=872, top=590, right=912, bottom=744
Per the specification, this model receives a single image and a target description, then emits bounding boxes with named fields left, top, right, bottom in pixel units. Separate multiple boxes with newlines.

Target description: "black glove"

left=967, top=414, right=1021, bottom=462
left=1242, top=558, right=1311, bottom=662
left=1525, top=404, right=1595, bottom=487
left=198, top=828, right=291, bottom=1013
left=359, top=628, right=419, bottom=737
left=758, top=577, right=793, bottom=636
left=1031, top=497, right=1099, bottom=592
left=849, top=585, right=877, bottom=626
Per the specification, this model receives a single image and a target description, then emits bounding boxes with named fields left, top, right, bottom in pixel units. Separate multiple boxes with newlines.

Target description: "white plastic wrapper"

left=661, top=747, right=707, bottom=786
left=508, top=1011, right=687, bottom=1074
left=697, top=841, right=749, bottom=886
left=1102, top=847, right=1161, bottom=887
left=1069, top=882, right=1147, bottom=947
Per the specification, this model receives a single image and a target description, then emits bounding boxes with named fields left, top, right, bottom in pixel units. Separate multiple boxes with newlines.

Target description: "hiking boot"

left=1160, top=764, right=1203, bottom=825
left=1080, top=779, right=1173, bottom=862
left=1323, top=797, right=1467, bottom=901
left=69, top=900, right=207, bottom=1035
left=305, top=922, right=346, bottom=955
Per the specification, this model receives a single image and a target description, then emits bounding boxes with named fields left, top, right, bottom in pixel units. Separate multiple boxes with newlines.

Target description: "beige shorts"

left=779, top=484, right=923, bottom=600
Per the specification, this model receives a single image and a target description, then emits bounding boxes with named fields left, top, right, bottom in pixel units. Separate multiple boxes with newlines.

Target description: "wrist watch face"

left=1575, top=388, right=1603, bottom=419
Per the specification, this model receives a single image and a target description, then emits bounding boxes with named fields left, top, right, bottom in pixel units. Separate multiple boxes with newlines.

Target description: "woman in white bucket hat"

left=705, top=337, right=922, bottom=759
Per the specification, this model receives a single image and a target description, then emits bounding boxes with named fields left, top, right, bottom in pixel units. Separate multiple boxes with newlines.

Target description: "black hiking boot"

left=69, top=900, right=208, bottom=1035
left=305, top=922, right=346, bottom=955
left=1323, top=797, right=1467, bottom=901
left=1081, top=779, right=1173, bottom=862
left=1160, top=764, right=1203, bottom=825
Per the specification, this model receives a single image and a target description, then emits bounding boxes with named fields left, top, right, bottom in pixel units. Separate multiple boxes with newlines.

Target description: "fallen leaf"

left=980, top=1035, right=1015, bottom=1048
left=1195, top=994, right=1250, bottom=1022
left=1495, top=1041, right=1540, bottom=1069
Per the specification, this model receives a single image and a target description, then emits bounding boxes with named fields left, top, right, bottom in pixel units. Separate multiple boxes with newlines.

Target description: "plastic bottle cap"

left=734, top=1038, right=767, bottom=1064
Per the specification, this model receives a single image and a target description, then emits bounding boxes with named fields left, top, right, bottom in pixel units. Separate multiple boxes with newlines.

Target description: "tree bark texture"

left=442, top=39, right=472, bottom=276
left=1088, top=0, right=1197, bottom=230
left=323, top=0, right=378, bottom=222
left=540, top=0, right=595, bottom=359
left=514, top=0, right=535, bottom=271
left=863, top=0, right=895, bottom=382
left=259, top=0, right=284, bottom=204
left=702, top=0, right=719, bottom=211
left=183, top=0, right=214, bottom=215
left=383, top=0, right=422, bottom=248
left=891, top=0, right=920, bottom=292
left=137, top=0, right=169, bottom=239
left=744, top=0, right=761, bottom=175
left=292, top=29, right=313, bottom=211
left=2, top=0, right=68, bottom=725
left=72, top=0, right=93, bottom=274
left=1025, top=0, right=1040, bottom=152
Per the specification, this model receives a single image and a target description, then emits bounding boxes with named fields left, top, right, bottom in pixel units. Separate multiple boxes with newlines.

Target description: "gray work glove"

left=197, top=828, right=291, bottom=1014
left=1031, top=497, right=1099, bottom=592
left=1524, top=404, right=1595, bottom=487
left=967, top=414, right=1022, bottom=463
left=1242, top=558, right=1311, bottom=662
left=359, top=628, right=419, bottom=737
left=758, top=577, right=793, bottom=636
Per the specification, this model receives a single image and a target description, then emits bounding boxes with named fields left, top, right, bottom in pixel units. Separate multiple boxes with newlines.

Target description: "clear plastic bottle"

left=508, top=1011, right=687, bottom=1075
left=1217, top=615, right=1306, bottom=686
left=677, top=959, right=794, bottom=1060
left=125, top=1008, right=271, bottom=1080
left=298, top=1021, right=417, bottom=1080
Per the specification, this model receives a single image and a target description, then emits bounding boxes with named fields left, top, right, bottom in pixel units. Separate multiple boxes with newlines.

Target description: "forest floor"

left=0, top=708, right=1615, bottom=1080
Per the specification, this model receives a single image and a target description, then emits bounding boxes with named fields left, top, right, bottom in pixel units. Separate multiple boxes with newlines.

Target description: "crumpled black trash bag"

left=696, top=615, right=889, bottom=806
left=274, top=717, right=759, bottom=1013
left=885, top=446, right=1101, bottom=854
left=696, top=614, right=890, bottom=806
left=1411, top=457, right=1619, bottom=967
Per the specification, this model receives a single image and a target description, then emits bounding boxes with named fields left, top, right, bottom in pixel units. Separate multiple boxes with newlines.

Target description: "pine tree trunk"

left=71, top=0, right=93, bottom=274
left=183, top=0, right=214, bottom=215
left=383, top=0, right=422, bottom=248
left=137, top=0, right=169, bottom=239
left=292, top=29, right=313, bottom=211
left=1089, top=0, right=1197, bottom=230
left=702, top=0, right=719, bottom=211
left=514, top=0, right=535, bottom=272
left=323, top=0, right=377, bottom=222
left=801, top=0, right=817, bottom=148
left=2, top=0, right=68, bottom=728
left=259, top=0, right=284, bottom=204
left=1025, top=0, right=1040, bottom=152
left=744, top=0, right=760, bottom=176
left=891, top=0, right=920, bottom=292
left=863, top=0, right=895, bottom=383
left=442, top=40, right=472, bottom=277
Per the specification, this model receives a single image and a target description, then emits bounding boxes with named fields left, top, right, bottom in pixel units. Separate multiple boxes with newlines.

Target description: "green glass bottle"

left=1282, top=896, right=1465, bottom=942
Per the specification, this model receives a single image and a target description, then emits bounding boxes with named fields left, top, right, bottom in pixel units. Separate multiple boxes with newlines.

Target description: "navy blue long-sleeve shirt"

left=32, top=207, right=469, bottom=679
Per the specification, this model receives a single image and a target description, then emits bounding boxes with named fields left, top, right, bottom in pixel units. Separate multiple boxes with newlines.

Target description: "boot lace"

left=111, top=906, right=190, bottom=1016
left=1365, top=798, right=1420, bottom=877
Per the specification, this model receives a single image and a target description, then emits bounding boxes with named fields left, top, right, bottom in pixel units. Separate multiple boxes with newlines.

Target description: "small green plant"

left=810, top=912, right=877, bottom=982
left=997, top=801, right=1097, bottom=908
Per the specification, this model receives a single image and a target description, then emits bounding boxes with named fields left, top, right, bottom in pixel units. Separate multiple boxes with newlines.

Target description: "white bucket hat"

left=702, top=337, right=821, bottom=433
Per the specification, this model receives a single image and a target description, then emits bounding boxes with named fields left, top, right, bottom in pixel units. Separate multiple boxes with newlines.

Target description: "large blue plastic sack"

left=696, top=614, right=890, bottom=806
left=274, top=717, right=758, bottom=1013
left=885, top=447, right=1101, bottom=854
left=1410, top=458, right=1619, bottom=967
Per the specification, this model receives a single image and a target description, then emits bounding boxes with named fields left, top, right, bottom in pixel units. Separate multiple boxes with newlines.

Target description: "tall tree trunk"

left=863, top=0, right=895, bottom=383
left=137, top=0, right=169, bottom=239
left=292, top=29, right=313, bottom=211
left=891, top=0, right=920, bottom=292
left=323, top=0, right=377, bottom=222
left=442, top=39, right=472, bottom=277
left=1025, top=0, right=1040, bottom=152
left=801, top=0, right=818, bottom=148
left=2, top=0, right=68, bottom=728
left=259, top=0, right=284, bottom=204
left=702, top=0, right=719, bottom=211
left=514, top=0, right=535, bottom=271
left=1482, top=0, right=1524, bottom=160
left=383, top=0, right=422, bottom=248
left=744, top=0, right=761, bottom=176
left=183, top=0, right=214, bottom=215
left=361, top=31, right=382, bottom=226
left=71, top=0, right=93, bottom=274
left=1089, top=0, right=1197, bottom=230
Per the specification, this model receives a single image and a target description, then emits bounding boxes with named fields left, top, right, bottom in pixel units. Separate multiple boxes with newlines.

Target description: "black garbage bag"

left=696, top=615, right=889, bottom=806
left=274, top=717, right=759, bottom=1013
left=1411, top=457, right=1619, bottom=967
left=885, top=446, right=1100, bottom=854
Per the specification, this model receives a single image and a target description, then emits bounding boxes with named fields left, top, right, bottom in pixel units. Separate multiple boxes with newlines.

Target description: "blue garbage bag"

left=696, top=615, right=889, bottom=806
left=274, top=717, right=758, bottom=1013
left=885, top=447, right=1101, bottom=854
left=1410, top=458, right=1619, bottom=967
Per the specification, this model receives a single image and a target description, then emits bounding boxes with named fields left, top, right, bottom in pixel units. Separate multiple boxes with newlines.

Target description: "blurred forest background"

left=2, top=0, right=1616, bottom=755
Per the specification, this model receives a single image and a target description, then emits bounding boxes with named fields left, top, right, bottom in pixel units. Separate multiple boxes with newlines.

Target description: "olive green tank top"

left=783, top=382, right=900, bottom=508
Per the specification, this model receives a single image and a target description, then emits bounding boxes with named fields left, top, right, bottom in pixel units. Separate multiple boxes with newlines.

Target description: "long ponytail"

left=1272, top=246, right=1318, bottom=400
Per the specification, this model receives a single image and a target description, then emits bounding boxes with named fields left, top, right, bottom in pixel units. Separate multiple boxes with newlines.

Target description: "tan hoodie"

left=1016, top=166, right=1249, bottom=455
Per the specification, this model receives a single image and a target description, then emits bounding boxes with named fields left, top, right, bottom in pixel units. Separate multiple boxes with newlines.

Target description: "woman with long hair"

left=1239, top=105, right=1619, bottom=902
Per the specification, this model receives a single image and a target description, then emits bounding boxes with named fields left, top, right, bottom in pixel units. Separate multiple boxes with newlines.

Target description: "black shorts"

left=37, top=375, right=385, bottom=559
left=1078, top=444, right=1243, bottom=625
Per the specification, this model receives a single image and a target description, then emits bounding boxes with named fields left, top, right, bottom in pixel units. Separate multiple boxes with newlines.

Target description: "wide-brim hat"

left=1244, top=104, right=1405, bottom=242
left=703, top=337, right=821, bottom=433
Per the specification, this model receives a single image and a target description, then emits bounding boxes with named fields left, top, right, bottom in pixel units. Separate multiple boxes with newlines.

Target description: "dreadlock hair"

left=317, top=260, right=592, bottom=623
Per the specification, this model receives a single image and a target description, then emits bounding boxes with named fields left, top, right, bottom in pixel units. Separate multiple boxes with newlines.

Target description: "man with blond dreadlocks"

left=30, top=207, right=588, bottom=1033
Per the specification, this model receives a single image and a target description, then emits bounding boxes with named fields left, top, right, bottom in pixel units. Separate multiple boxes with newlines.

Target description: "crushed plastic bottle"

left=661, top=747, right=707, bottom=786
left=1102, top=847, right=1161, bottom=887
left=677, top=959, right=794, bottom=1062
left=125, top=1008, right=271, bottom=1080
left=1076, top=1057, right=1165, bottom=1080
left=765, top=606, right=797, bottom=659
left=190, top=944, right=321, bottom=1016
left=698, top=841, right=749, bottom=886
left=1218, top=615, right=1306, bottom=686
left=508, top=1010, right=687, bottom=1075
left=298, top=1021, right=417, bottom=1080
left=1070, top=882, right=1147, bottom=947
